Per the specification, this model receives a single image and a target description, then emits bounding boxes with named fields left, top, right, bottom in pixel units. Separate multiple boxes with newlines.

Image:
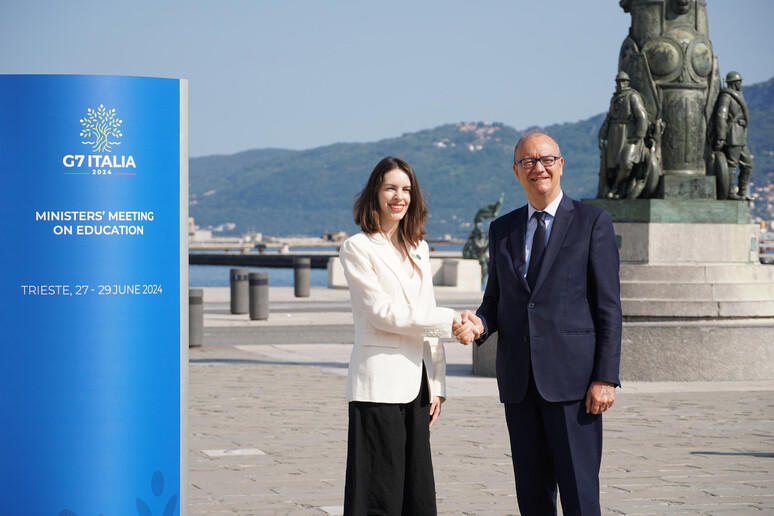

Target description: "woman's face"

left=377, top=168, right=412, bottom=229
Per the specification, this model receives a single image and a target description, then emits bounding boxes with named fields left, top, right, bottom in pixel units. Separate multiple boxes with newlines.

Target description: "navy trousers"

left=504, top=371, right=603, bottom=516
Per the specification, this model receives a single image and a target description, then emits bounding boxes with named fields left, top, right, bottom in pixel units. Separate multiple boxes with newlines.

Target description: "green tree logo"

left=80, top=104, right=123, bottom=153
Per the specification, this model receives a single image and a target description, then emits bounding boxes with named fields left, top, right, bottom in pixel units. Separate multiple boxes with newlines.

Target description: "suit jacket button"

left=523, top=336, right=528, bottom=342
left=528, top=302, right=535, bottom=309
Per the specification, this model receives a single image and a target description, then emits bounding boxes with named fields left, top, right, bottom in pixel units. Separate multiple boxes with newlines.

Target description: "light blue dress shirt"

left=524, top=190, right=564, bottom=275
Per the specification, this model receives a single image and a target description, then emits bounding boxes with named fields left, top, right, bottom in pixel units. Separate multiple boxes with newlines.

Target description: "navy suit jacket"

left=476, top=194, right=622, bottom=404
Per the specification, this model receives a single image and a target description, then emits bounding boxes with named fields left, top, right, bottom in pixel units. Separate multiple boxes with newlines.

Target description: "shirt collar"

left=527, top=190, right=563, bottom=219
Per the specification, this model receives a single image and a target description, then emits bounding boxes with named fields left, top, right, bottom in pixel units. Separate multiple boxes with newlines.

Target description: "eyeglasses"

left=515, top=155, right=561, bottom=168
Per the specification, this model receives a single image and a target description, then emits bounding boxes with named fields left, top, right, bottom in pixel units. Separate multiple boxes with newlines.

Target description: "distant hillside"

left=190, top=78, right=774, bottom=238
left=745, top=76, right=774, bottom=219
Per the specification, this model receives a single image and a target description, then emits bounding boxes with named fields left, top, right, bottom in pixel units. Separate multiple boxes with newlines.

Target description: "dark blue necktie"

left=527, top=211, right=546, bottom=290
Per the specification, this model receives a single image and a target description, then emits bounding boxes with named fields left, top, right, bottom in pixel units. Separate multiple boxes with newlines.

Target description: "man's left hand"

left=585, top=381, right=616, bottom=415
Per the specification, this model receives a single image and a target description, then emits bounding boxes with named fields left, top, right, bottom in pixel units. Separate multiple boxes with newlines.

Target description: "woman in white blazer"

left=341, top=157, right=477, bottom=515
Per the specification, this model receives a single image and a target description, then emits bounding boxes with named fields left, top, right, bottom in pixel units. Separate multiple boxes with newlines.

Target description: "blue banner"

left=0, top=75, right=185, bottom=515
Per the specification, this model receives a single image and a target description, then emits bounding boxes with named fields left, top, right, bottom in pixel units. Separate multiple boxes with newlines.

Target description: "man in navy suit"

left=454, top=132, right=622, bottom=515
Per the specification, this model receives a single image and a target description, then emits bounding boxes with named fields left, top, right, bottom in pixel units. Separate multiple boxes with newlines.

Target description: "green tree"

left=80, top=104, right=122, bottom=153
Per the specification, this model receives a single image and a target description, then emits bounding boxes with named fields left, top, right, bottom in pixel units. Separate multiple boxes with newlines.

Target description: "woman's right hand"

left=429, top=396, right=443, bottom=430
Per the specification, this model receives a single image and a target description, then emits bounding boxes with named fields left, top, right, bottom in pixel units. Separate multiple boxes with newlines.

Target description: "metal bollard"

left=249, top=272, right=269, bottom=320
left=294, top=257, right=311, bottom=297
left=230, top=267, right=249, bottom=314
left=189, top=288, right=204, bottom=347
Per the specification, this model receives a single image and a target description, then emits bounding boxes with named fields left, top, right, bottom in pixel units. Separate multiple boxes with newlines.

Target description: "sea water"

left=189, top=265, right=328, bottom=287
left=188, top=243, right=463, bottom=287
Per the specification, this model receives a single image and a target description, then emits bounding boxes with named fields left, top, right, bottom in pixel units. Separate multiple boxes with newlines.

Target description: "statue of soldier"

left=712, top=71, right=753, bottom=200
left=597, top=71, right=649, bottom=199
left=473, top=192, right=504, bottom=226
left=462, top=226, right=489, bottom=283
left=464, top=193, right=504, bottom=283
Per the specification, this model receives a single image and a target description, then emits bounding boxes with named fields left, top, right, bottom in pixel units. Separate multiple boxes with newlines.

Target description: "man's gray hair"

left=513, top=131, right=562, bottom=164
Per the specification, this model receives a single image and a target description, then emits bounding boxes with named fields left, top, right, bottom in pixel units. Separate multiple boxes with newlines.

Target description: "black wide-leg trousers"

left=343, top=368, right=436, bottom=516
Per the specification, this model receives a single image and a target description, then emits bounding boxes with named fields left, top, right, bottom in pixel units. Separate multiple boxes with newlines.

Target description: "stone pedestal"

left=622, top=319, right=774, bottom=381
left=327, top=257, right=347, bottom=289
left=440, top=259, right=482, bottom=291
left=585, top=198, right=774, bottom=381
left=657, top=175, right=717, bottom=200
left=616, top=223, right=759, bottom=264
left=588, top=198, right=751, bottom=224
left=469, top=200, right=774, bottom=381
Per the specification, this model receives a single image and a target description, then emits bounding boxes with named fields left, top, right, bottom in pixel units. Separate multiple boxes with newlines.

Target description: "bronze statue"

left=710, top=71, right=753, bottom=200
left=463, top=226, right=489, bottom=282
left=617, top=0, right=720, bottom=193
left=669, top=0, right=691, bottom=15
left=598, top=72, right=649, bottom=199
left=601, top=2, right=757, bottom=203
left=464, top=193, right=504, bottom=283
left=474, top=192, right=504, bottom=225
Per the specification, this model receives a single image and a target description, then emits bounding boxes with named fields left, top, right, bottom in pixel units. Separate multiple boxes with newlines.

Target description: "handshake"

left=451, top=310, right=484, bottom=345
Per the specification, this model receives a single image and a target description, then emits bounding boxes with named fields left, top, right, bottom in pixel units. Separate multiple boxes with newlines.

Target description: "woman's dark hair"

left=353, top=156, right=428, bottom=249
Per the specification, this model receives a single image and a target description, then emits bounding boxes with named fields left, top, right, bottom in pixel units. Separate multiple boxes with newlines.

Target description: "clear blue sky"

left=2, top=0, right=772, bottom=157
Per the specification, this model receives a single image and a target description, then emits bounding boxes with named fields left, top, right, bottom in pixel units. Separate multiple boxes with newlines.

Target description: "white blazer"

left=340, top=232, right=455, bottom=403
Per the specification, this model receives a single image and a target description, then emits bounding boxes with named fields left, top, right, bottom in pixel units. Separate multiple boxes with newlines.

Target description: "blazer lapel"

left=508, top=207, right=530, bottom=292
left=412, top=245, right=432, bottom=305
left=533, top=195, right=575, bottom=294
left=367, top=233, right=413, bottom=303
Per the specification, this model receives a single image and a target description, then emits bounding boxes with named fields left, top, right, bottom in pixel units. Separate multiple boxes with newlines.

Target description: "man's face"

left=513, top=134, right=563, bottom=208
left=729, top=80, right=742, bottom=91
left=616, top=79, right=629, bottom=93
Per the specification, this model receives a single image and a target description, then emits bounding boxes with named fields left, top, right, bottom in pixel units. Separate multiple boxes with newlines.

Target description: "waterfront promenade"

left=189, top=286, right=774, bottom=515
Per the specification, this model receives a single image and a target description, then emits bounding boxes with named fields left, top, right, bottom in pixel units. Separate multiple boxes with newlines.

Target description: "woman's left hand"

left=429, top=396, right=444, bottom=430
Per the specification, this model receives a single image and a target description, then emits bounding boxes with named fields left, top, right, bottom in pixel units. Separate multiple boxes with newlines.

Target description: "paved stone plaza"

left=188, top=287, right=774, bottom=515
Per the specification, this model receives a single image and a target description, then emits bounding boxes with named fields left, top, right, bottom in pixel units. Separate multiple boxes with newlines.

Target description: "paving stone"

left=188, top=287, right=774, bottom=515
